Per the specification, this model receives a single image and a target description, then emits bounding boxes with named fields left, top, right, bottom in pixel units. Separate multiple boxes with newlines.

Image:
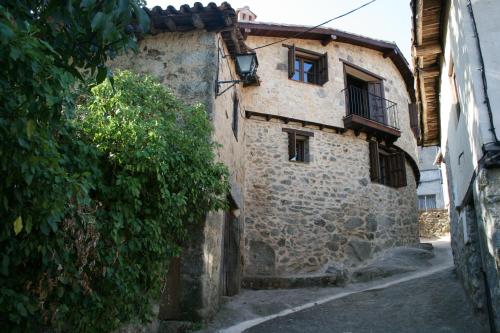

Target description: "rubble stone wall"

left=243, top=118, right=419, bottom=277
left=419, top=209, right=450, bottom=238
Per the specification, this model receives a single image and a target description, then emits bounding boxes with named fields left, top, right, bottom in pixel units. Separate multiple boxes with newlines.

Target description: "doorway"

left=221, top=201, right=241, bottom=296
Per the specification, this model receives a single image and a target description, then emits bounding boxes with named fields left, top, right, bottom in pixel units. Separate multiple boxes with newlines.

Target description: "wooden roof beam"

left=413, top=43, right=442, bottom=57
left=419, top=65, right=440, bottom=78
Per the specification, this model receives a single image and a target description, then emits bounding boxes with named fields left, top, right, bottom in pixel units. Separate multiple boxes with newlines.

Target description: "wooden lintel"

left=245, top=110, right=345, bottom=134
left=413, top=43, right=442, bottom=57
left=282, top=128, right=314, bottom=137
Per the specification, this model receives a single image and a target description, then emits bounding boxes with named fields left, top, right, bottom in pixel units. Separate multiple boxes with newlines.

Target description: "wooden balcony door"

left=368, top=81, right=387, bottom=124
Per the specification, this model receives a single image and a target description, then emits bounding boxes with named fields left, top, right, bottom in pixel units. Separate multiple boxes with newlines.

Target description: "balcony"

left=343, top=85, right=401, bottom=143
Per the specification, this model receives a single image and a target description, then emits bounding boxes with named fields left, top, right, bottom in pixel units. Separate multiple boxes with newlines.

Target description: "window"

left=286, top=45, right=328, bottom=86
left=369, top=140, right=407, bottom=188
left=282, top=128, right=313, bottom=162
left=342, top=62, right=393, bottom=127
left=418, top=195, right=437, bottom=210
left=408, top=102, right=419, bottom=140
left=449, top=60, right=461, bottom=124
left=292, top=57, right=317, bottom=83
left=232, top=94, right=239, bottom=139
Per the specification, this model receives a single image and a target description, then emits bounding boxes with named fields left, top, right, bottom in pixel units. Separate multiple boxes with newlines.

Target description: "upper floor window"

left=369, top=140, right=407, bottom=188
left=286, top=45, right=328, bottom=86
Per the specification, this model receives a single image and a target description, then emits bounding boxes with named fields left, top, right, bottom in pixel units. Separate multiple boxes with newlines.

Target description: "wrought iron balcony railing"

left=343, top=85, right=399, bottom=130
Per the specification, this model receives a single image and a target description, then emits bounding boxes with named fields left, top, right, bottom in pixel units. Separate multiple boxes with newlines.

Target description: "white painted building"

left=412, top=0, right=500, bottom=331
left=417, top=146, right=445, bottom=210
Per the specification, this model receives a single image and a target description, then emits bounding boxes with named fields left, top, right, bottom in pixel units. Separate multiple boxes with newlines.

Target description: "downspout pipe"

left=467, top=1, right=499, bottom=149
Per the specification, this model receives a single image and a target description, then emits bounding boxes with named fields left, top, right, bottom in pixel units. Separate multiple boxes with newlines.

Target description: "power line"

left=250, top=0, right=377, bottom=51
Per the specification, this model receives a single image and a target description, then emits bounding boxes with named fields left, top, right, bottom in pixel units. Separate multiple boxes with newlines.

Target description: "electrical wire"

left=250, top=0, right=377, bottom=51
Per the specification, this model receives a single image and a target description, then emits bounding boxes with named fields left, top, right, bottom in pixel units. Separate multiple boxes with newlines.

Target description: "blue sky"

left=146, top=0, right=413, bottom=61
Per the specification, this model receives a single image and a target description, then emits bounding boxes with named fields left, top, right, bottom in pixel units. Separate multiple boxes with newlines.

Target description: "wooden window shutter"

left=288, top=131, right=296, bottom=160
left=369, top=140, right=380, bottom=182
left=304, top=139, right=310, bottom=162
left=397, top=152, right=407, bottom=187
left=390, top=152, right=407, bottom=188
left=408, top=103, right=419, bottom=139
left=318, top=53, right=329, bottom=85
left=288, top=45, right=296, bottom=78
left=389, top=153, right=398, bottom=187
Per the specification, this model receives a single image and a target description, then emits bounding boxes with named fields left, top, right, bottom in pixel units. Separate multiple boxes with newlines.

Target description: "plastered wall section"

left=240, top=36, right=418, bottom=161
left=243, top=118, right=419, bottom=276
left=438, top=0, right=500, bottom=206
left=111, top=31, right=246, bottom=319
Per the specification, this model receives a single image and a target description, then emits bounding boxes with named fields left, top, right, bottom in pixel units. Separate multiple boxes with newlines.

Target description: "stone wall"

left=111, top=31, right=246, bottom=321
left=241, top=36, right=418, bottom=161
left=444, top=146, right=488, bottom=319
left=243, top=118, right=419, bottom=277
left=474, top=168, right=500, bottom=331
left=419, top=209, right=449, bottom=238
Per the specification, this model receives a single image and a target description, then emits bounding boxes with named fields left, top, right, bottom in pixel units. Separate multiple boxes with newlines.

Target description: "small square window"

left=294, top=135, right=307, bottom=162
left=286, top=45, right=328, bottom=86
left=283, top=128, right=313, bottom=163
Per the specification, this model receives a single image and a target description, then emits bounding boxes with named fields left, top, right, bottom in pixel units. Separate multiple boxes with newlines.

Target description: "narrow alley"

left=203, top=238, right=490, bottom=333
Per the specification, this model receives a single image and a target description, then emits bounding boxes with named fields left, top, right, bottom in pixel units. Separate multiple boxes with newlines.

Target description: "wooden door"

left=221, top=209, right=241, bottom=296
left=368, top=81, right=386, bottom=124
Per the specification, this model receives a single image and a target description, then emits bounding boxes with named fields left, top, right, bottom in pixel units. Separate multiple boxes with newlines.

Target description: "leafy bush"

left=0, top=1, right=228, bottom=331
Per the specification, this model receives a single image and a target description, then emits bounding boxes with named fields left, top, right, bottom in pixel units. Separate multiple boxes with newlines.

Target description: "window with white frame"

left=418, top=194, right=437, bottom=210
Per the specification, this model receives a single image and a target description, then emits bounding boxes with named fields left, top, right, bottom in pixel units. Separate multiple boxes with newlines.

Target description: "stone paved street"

left=243, top=268, right=490, bottom=333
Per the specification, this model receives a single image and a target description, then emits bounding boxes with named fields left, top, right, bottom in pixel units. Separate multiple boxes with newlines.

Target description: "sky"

left=146, top=0, right=413, bottom=60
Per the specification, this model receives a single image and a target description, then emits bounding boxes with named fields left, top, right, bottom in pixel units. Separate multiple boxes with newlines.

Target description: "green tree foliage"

left=0, top=1, right=228, bottom=332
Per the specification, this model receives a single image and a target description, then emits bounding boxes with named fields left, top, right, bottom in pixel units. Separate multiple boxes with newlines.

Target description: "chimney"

left=236, top=6, right=257, bottom=22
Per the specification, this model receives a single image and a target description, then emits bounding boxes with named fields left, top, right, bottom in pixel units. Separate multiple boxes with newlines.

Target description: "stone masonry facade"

left=112, top=5, right=421, bottom=322
left=244, top=119, right=419, bottom=276
left=419, top=209, right=450, bottom=238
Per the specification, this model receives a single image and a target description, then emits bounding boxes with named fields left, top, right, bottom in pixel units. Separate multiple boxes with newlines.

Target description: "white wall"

left=439, top=0, right=499, bottom=207
left=417, top=146, right=445, bottom=208
left=472, top=0, right=500, bottom=140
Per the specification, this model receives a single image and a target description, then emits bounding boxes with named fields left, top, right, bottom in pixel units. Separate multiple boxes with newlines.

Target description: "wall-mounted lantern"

left=216, top=53, right=258, bottom=97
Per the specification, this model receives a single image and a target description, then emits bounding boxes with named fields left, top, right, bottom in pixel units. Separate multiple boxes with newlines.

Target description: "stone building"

left=412, top=0, right=500, bottom=330
left=113, top=2, right=420, bottom=323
